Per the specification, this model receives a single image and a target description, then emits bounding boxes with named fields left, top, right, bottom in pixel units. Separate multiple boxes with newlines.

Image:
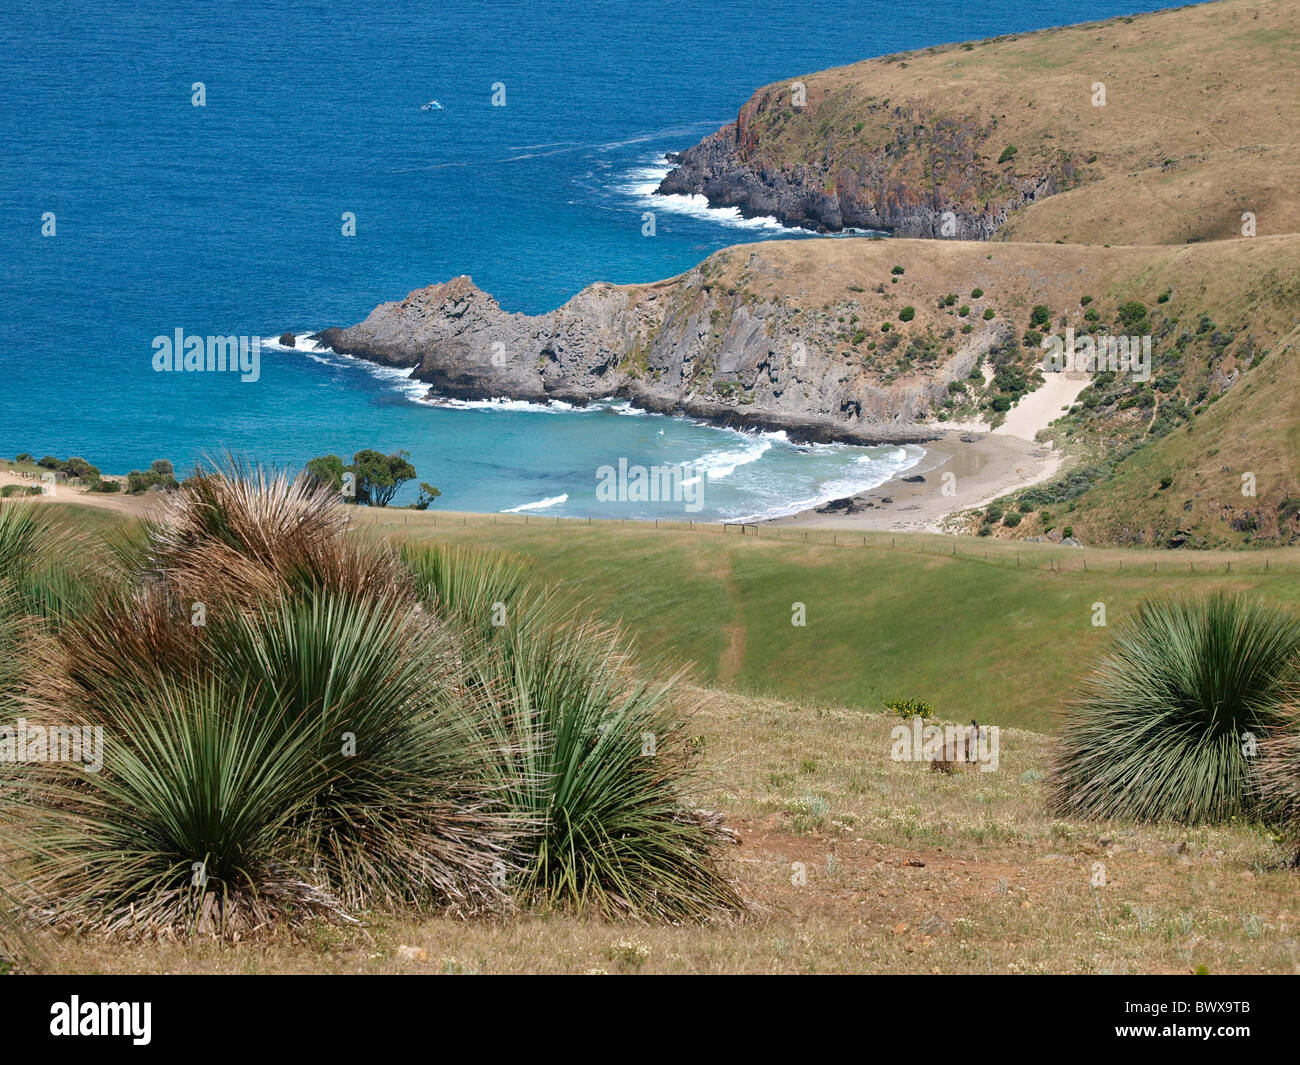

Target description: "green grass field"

left=351, top=510, right=1300, bottom=733
left=44, top=502, right=1300, bottom=732
left=23, top=500, right=1300, bottom=974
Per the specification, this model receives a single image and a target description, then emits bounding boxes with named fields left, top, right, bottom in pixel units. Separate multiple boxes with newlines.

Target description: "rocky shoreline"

left=309, top=244, right=989, bottom=448
left=655, top=102, right=1068, bottom=238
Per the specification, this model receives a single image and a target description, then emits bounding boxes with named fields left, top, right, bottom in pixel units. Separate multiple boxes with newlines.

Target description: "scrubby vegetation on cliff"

left=658, top=0, right=1300, bottom=245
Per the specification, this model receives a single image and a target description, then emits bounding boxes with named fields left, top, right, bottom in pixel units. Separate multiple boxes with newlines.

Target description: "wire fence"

left=367, top=510, right=1300, bottom=577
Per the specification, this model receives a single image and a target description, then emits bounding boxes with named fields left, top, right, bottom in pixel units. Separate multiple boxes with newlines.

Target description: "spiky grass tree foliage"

left=0, top=502, right=102, bottom=630
left=141, top=458, right=409, bottom=608
left=0, top=878, right=39, bottom=974
left=12, top=675, right=348, bottom=935
left=402, top=541, right=535, bottom=641
left=207, top=590, right=515, bottom=913
left=1052, top=594, right=1300, bottom=824
left=0, top=504, right=103, bottom=717
left=0, top=586, right=31, bottom=712
left=10, top=587, right=515, bottom=935
left=11, top=470, right=740, bottom=934
left=473, top=618, right=741, bottom=920
left=405, top=541, right=741, bottom=919
left=6, top=468, right=517, bottom=936
left=0, top=502, right=42, bottom=582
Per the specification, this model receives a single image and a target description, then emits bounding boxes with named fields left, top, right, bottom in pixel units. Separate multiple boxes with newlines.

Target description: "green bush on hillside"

left=884, top=698, right=934, bottom=721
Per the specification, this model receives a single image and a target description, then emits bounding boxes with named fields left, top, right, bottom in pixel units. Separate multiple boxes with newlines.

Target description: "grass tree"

left=3, top=464, right=742, bottom=937
left=1052, top=593, right=1300, bottom=823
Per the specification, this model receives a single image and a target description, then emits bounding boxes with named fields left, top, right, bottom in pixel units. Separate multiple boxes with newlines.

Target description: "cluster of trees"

left=17, top=453, right=119, bottom=493
left=305, top=449, right=440, bottom=509
left=125, top=460, right=180, bottom=495
left=15, top=448, right=438, bottom=509
left=14, top=453, right=180, bottom=495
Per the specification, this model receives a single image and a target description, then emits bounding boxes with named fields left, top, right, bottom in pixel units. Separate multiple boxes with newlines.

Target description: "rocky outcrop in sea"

left=314, top=251, right=1006, bottom=446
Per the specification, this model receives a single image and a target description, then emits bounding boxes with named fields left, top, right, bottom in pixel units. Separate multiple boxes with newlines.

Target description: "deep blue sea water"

left=0, top=0, right=1175, bottom=519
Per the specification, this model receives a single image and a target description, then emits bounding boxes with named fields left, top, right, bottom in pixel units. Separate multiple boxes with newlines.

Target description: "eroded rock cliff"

left=314, top=244, right=1011, bottom=445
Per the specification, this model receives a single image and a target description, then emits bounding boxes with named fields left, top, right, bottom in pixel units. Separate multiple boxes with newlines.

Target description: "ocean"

left=0, top=0, right=1173, bottom=520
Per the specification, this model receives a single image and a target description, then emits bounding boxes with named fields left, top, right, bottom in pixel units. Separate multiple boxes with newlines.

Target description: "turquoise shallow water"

left=0, top=0, right=1173, bottom=518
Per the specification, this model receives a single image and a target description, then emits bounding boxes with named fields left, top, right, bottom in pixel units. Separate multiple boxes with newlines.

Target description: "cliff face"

left=314, top=250, right=1000, bottom=445
left=653, top=0, right=1300, bottom=245
left=657, top=97, right=1067, bottom=238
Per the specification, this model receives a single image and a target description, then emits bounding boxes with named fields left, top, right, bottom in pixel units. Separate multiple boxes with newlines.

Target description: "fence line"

left=368, top=509, right=1297, bottom=578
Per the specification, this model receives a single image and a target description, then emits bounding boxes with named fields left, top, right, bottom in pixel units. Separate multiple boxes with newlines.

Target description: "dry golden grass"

left=738, top=0, right=1300, bottom=245
left=665, top=230, right=1300, bottom=328
left=37, top=686, right=1300, bottom=974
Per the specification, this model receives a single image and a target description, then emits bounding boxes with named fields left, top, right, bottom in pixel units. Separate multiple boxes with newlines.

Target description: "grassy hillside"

left=353, top=508, right=1300, bottom=732
left=645, top=234, right=1300, bottom=547
left=1033, top=315, right=1300, bottom=547
left=959, top=235, right=1300, bottom=547
left=699, top=0, right=1299, bottom=244
left=42, top=502, right=1300, bottom=732
left=33, top=502, right=1300, bottom=974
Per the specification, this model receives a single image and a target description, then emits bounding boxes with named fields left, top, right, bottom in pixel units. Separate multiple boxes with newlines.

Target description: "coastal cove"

left=1, top=0, right=1178, bottom=521
left=10, top=0, right=1300, bottom=989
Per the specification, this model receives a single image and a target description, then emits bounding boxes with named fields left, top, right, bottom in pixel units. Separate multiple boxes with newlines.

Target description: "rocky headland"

left=313, top=243, right=1009, bottom=446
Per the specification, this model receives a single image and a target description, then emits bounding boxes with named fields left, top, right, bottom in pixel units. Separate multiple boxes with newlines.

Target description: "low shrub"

left=885, top=698, right=934, bottom=720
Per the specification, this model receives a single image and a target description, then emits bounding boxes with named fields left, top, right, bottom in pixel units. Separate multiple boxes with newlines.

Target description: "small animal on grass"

left=930, top=720, right=981, bottom=774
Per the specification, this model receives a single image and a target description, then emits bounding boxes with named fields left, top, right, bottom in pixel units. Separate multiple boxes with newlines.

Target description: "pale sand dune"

left=991, top=371, right=1091, bottom=442
left=938, top=370, right=1090, bottom=442
left=767, top=432, right=1060, bottom=533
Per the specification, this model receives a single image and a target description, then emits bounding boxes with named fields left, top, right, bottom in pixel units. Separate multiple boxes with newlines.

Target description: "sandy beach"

left=768, top=371, right=1089, bottom=533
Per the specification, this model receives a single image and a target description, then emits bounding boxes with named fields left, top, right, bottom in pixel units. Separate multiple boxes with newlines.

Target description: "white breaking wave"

left=265, top=333, right=430, bottom=401
left=725, top=444, right=926, bottom=524
left=425, top=396, right=588, bottom=414
left=695, top=436, right=775, bottom=480
left=623, top=158, right=885, bottom=236
left=503, top=493, right=568, bottom=513
left=623, top=162, right=791, bottom=232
